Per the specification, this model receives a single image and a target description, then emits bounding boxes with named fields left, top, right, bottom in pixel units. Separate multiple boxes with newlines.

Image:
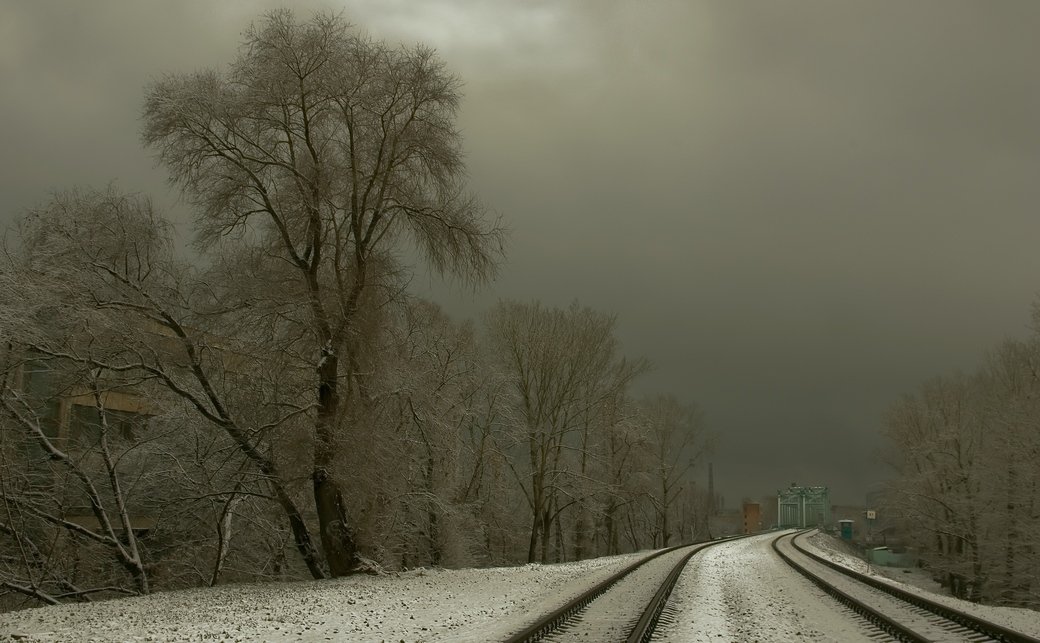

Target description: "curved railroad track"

left=772, top=530, right=1040, bottom=643
left=502, top=534, right=749, bottom=642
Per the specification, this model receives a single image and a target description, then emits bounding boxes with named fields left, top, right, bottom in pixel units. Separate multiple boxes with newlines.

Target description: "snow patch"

left=802, top=531, right=1040, bottom=639
left=0, top=553, right=646, bottom=642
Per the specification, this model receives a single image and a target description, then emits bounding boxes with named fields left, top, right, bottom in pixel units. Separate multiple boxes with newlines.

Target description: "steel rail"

left=772, top=530, right=929, bottom=642
left=503, top=535, right=747, bottom=643
left=789, top=531, right=1040, bottom=643
left=624, top=543, right=703, bottom=643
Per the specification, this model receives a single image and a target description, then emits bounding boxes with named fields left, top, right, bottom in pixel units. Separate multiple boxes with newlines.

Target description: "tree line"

left=881, top=309, right=1040, bottom=609
left=0, top=10, right=712, bottom=610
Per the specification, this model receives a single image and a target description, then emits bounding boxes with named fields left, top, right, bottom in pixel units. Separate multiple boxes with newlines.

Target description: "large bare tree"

left=142, top=10, right=502, bottom=575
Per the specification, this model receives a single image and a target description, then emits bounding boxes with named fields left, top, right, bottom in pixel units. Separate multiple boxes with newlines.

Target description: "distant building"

left=12, top=355, right=158, bottom=535
left=708, top=509, right=741, bottom=538
left=742, top=501, right=761, bottom=534
left=777, top=484, right=830, bottom=528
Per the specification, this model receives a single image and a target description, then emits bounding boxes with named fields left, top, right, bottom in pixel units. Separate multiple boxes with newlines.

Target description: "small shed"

left=867, top=546, right=915, bottom=567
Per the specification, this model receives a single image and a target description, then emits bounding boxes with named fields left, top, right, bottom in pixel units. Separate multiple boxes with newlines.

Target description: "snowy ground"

left=655, top=531, right=877, bottom=642
left=4, top=531, right=1038, bottom=641
left=0, top=553, right=647, bottom=642
left=801, top=531, right=1040, bottom=639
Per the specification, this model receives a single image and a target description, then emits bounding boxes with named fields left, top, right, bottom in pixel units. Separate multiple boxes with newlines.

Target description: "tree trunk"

left=540, top=508, right=551, bottom=563
left=313, top=352, right=358, bottom=577
left=625, top=513, right=640, bottom=551
left=527, top=512, right=540, bottom=564
left=527, top=469, right=544, bottom=563
left=268, top=469, right=324, bottom=579
left=210, top=492, right=241, bottom=586
left=969, top=537, right=984, bottom=603
left=554, top=511, right=565, bottom=563
left=1004, top=464, right=1017, bottom=604
left=661, top=479, right=670, bottom=547
left=604, top=502, right=618, bottom=555
left=313, top=469, right=356, bottom=576
left=427, top=453, right=441, bottom=566
left=573, top=508, right=587, bottom=560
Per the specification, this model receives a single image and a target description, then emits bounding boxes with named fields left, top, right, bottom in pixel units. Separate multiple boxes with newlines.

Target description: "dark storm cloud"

left=430, top=0, right=1040, bottom=504
left=2, top=1, right=1038, bottom=504
left=0, top=0, right=330, bottom=227
left=2, top=1, right=242, bottom=230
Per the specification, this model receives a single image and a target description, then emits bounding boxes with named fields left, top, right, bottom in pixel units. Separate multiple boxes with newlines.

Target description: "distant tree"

left=0, top=187, right=325, bottom=599
left=597, top=399, right=645, bottom=556
left=975, top=339, right=1040, bottom=606
left=637, top=394, right=711, bottom=547
left=359, top=299, right=489, bottom=568
left=882, top=339, right=1040, bottom=608
left=484, top=301, right=645, bottom=563
left=142, top=9, right=503, bottom=576
left=569, top=390, right=625, bottom=560
left=882, top=375, right=987, bottom=601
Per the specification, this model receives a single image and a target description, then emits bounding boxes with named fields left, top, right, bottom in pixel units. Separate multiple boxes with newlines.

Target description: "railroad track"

left=772, top=530, right=1040, bottom=643
left=502, top=534, right=749, bottom=642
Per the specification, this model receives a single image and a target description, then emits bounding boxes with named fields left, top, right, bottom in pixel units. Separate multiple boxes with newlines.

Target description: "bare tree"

left=354, top=299, right=489, bottom=569
left=570, top=391, right=624, bottom=560
left=882, top=375, right=987, bottom=601
left=598, top=400, right=646, bottom=556
left=638, top=395, right=711, bottom=547
left=484, top=301, right=645, bottom=563
left=141, top=10, right=503, bottom=576
left=0, top=352, right=155, bottom=606
left=1, top=187, right=326, bottom=581
left=882, top=342, right=1040, bottom=608
left=975, top=339, right=1040, bottom=606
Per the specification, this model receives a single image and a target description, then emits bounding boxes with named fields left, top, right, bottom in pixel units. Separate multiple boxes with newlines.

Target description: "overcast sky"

left=3, top=1, right=1039, bottom=506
